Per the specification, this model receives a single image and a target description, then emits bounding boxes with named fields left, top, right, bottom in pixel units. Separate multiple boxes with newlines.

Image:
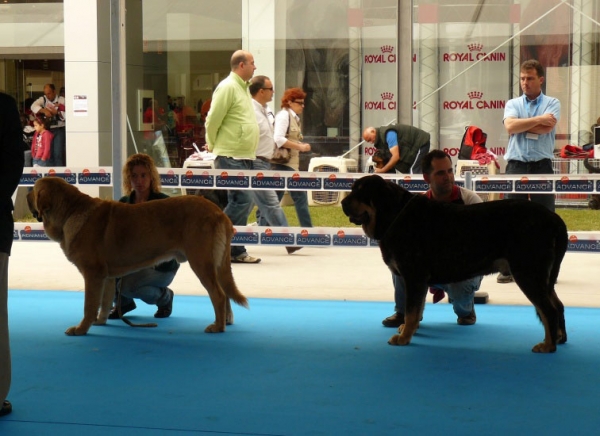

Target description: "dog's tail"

left=214, top=221, right=249, bottom=308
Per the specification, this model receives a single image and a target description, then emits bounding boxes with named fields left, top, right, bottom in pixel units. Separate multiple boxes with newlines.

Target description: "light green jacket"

left=205, top=72, right=259, bottom=159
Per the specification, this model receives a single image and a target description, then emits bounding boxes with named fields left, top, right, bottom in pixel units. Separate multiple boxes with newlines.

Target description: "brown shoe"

left=457, top=308, right=476, bottom=326
left=382, top=312, right=404, bottom=328
left=286, top=246, right=302, bottom=254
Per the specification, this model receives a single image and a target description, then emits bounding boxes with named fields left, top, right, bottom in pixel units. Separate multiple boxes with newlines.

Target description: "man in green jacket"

left=362, top=124, right=431, bottom=174
left=206, top=50, right=261, bottom=264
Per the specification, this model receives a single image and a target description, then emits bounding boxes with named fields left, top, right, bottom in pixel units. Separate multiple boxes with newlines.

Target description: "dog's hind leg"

left=388, top=279, right=427, bottom=346
left=65, top=273, right=106, bottom=336
left=189, top=256, right=228, bottom=333
left=94, top=278, right=116, bottom=326
left=550, top=290, right=567, bottom=344
left=512, top=269, right=559, bottom=353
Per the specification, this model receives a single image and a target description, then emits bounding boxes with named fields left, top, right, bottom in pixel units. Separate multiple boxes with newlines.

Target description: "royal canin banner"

left=438, top=24, right=511, bottom=168
left=361, top=24, right=397, bottom=170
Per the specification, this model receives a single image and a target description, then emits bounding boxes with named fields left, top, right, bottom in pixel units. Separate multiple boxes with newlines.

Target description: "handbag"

left=271, top=145, right=291, bottom=163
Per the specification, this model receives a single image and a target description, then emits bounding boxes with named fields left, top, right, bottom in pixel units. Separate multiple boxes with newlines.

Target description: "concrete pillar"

left=63, top=0, right=111, bottom=169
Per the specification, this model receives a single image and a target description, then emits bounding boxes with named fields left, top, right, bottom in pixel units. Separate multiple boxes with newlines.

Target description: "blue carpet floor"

left=1, top=290, right=600, bottom=435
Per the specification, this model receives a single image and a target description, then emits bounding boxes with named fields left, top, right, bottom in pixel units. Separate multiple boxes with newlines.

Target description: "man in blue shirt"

left=362, top=124, right=430, bottom=174
left=499, top=59, right=560, bottom=283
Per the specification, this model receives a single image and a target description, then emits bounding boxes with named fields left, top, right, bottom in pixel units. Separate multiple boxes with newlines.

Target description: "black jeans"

left=505, top=158, right=555, bottom=212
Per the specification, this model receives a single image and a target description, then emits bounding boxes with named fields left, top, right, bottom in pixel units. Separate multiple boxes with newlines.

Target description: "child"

left=31, top=115, right=53, bottom=166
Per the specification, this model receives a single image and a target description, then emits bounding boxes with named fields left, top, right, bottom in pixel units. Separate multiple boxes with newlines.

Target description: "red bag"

left=458, top=126, right=488, bottom=160
left=560, top=145, right=592, bottom=159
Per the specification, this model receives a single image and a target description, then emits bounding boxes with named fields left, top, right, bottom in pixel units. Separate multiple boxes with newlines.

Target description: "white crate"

left=308, top=157, right=358, bottom=206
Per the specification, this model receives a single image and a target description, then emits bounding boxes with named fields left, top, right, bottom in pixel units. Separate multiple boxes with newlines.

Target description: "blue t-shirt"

left=385, top=130, right=398, bottom=149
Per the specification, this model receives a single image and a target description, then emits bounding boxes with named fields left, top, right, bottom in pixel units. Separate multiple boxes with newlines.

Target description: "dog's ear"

left=34, top=184, right=51, bottom=223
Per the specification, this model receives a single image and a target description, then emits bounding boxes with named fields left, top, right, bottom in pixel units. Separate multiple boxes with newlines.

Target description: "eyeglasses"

left=292, top=100, right=305, bottom=106
left=261, top=87, right=273, bottom=91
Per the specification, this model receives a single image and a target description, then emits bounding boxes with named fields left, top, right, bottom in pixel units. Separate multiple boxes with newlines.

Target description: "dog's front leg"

left=94, top=278, right=116, bottom=326
left=388, top=280, right=427, bottom=346
left=65, top=274, right=104, bottom=336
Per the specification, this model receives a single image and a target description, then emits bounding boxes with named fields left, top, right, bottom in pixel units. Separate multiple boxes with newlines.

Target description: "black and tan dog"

left=27, top=176, right=248, bottom=336
left=341, top=175, right=568, bottom=353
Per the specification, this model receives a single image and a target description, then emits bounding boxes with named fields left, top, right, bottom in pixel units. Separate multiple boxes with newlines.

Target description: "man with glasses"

left=248, top=76, right=300, bottom=254
left=362, top=124, right=430, bottom=174
left=205, top=50, right=261, bottom=263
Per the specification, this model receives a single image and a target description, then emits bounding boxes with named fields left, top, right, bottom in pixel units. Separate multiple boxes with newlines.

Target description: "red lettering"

left=443, top=147, right=459, bottom=157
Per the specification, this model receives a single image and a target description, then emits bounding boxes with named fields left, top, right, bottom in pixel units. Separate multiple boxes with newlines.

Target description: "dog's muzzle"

left=347, top=211, right=369, bottom=226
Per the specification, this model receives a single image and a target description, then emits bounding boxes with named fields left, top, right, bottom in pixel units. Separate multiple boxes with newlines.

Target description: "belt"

left=256, top=156, right=270, bottom=162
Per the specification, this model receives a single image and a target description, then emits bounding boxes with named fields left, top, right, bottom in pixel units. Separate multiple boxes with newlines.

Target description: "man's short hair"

left=521, top=59, right=544, bottom=78
left=249, top=75, right=268, bottom=96
left=421, top=149, right=452, bottom=176
left=230, top=51, right=248, bottom=70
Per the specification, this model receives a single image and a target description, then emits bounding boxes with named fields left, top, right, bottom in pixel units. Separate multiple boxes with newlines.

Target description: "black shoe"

left=108, top=301, right=137, bottom=319
left=154, top=288, right=174, bottom=318
left=0, top=400, right=12, bottom=417
left=382, top=312, right=404, bottom=328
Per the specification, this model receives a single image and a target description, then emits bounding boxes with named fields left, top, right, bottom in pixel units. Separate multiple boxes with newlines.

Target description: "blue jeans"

left=258, top=162, right=313, bottom=227
left=392, top=274, right=482, bottom=318
left=505, top=158, right=555, bottom=212
left=32, top=158, right=47, bottom=166
left=214, top=156, right=254, bottom=258
left=251, top=158, right=289, bottom=227
left=117, top=267, right=176, bottom=307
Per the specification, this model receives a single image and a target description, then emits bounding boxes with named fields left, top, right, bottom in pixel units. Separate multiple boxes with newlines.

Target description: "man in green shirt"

left=206, top=50, right=261, bottom=263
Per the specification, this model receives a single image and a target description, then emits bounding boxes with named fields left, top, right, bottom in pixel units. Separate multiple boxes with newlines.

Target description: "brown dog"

left=26, top=176, right=248, bottom=336
left=341, top=175, right=568, bottom=353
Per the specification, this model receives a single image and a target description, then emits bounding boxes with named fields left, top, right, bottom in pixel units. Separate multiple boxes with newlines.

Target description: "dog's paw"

left=64, top=326, right=88, bottom=336
left=388, top=334, right=411, bottom=346
left=93, top=317, right=107, bottom=326
left=204, top=323, right=226, bottom=333
left=226, top=312, right=234, bottom=326
left=531, top=342, right=557, bottom=353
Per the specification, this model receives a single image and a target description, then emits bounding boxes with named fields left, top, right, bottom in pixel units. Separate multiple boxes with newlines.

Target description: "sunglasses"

left=292, top=100, right=305, bottom=106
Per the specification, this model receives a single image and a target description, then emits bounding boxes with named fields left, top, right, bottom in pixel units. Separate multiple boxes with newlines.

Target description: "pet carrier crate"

left=307, top=157, right=358, bottom=206
left=455, top=159, right=499, bottom=201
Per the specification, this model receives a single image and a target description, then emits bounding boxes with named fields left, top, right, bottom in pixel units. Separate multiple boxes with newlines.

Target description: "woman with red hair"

left=268, top=88, right=313, bottom=227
